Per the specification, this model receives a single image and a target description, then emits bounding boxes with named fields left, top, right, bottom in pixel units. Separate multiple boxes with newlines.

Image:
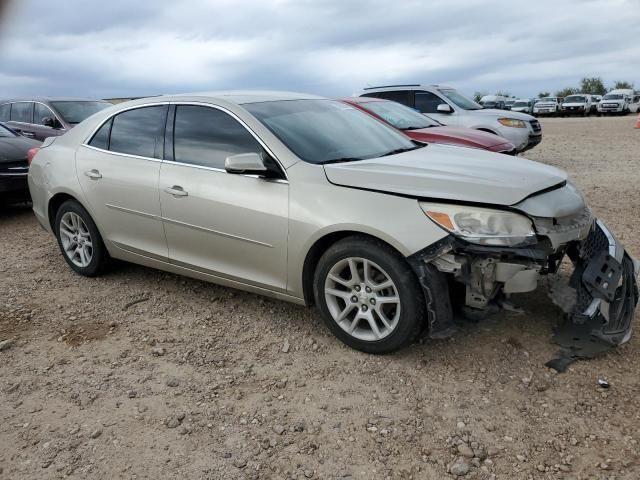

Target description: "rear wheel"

left=313, top=236, right=426, bottom=354
left=54, top=200, right=110, bottom=276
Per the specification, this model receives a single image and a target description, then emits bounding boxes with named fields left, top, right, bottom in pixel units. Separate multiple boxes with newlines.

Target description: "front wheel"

left=313, top=236, right=426, bottom=354
left=54, top=200, right=110, bottom=276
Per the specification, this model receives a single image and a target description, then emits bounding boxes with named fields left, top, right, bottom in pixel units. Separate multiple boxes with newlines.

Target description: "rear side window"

left=88, top=118, right=113, bottom=150
left=109, top=106, right=168, bottom=158
left=0, top=103, right=10, bottom=122
left=375, top=90, right=411, bottom=106
left=173, top=105, right=263, bottom=169
left=415, top=92, right=444, bottom=113
left=10, top=102, right=34, bottom=123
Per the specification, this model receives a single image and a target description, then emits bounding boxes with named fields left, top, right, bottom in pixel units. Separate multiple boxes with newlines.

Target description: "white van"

left=598, top=89, right=639, bottom=115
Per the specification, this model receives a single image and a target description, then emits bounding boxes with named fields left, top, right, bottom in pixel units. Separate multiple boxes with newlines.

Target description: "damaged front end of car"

left=408, top=181, right=639, bottom=365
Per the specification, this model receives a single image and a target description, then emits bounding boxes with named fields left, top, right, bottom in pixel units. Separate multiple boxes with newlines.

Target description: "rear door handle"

left=164, top=185, right=188, bottom=197
left=84, top=169, right=102, bottom=180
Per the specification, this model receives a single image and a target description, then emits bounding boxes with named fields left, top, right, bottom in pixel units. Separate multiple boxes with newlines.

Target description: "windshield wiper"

left=322, top=157, right=364, bottom=165
left=379, top=145, right=423, bottom=157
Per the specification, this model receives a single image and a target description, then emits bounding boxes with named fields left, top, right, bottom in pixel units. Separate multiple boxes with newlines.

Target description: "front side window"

left=415, top=92, right=446, bottom=114
left=0, top=103, right=10, bottom=122
left=375, top=90, right=410, bottom=107
left=109, top=106, right=168, bottom=158
left=245, top=99, right=420, bottom=165
left=173, top=105, right=263, bottom=170
left=10, top=102, right=34, bottom=123
left=360, top=100, right=440, bottom=130
left=50, top=101, right=110, bottom=124
left=34, top=103, right=55, bottom=125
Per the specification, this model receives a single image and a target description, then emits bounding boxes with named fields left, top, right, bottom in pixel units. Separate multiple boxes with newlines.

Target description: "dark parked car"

left=0, top=123, right=40, bottom=202
left=341, top=97, right=515, bottom=154
left=0, top=98, right=111, bottom=141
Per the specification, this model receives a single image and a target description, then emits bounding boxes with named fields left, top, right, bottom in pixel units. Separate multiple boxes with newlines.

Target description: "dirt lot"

left=0, top=116, right=639, bottom=480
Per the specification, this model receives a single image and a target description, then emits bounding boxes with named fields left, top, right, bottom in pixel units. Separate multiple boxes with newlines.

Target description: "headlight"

left=420, top=202, right=536, bottom=246
left=498, top=118, right=527, bottom=128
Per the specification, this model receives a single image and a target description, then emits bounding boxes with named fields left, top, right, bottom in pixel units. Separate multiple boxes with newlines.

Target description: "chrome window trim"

left=161, top=159, right=289, bottom=184
left=80, top=143, right=163, bottom=163
left=80, top=100, right=288, bottom=181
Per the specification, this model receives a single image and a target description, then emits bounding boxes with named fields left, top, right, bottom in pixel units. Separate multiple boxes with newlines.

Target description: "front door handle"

left=84, top=169, right=102, bottom=180
left=21, top=131, right=35, bottom=138
left=164, top=185, right=188, bottom=197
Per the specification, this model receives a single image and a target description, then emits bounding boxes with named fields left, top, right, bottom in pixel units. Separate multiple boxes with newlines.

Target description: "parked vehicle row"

left=361, top=84, right=541, bottom=152
left=0, top=123, right=40, bottom=203
left=25, top=90, right=638, bottom=354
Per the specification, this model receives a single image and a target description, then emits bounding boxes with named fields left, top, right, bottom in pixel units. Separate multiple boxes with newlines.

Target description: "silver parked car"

left=28, top=92, right=638, bottom=355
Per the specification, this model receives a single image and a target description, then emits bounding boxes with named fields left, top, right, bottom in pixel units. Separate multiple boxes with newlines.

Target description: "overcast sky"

left=0, top=0, right=638, bottom=100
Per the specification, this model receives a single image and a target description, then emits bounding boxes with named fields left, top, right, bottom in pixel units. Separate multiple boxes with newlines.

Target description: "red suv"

left=341, top=97, right=515, bottom=154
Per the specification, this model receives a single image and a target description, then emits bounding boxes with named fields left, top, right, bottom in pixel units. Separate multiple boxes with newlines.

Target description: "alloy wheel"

left=59, top=212, right=93, bottom=268
left=324, top=257, right=401, bottom=341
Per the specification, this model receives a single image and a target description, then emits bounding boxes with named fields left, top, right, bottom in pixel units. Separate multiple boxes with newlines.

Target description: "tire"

left=54, top=199, right=110, bottom=276
left=313, top=235, right=426, bottom=354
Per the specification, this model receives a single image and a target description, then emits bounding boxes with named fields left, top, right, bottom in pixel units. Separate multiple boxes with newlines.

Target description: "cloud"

left=0, top=0, right=638, bottom=100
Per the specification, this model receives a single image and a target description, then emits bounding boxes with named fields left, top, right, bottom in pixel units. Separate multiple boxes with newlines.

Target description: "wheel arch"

left=301, top=230, right=408, bottom=306
left=476, top=127, right=498, bottom=135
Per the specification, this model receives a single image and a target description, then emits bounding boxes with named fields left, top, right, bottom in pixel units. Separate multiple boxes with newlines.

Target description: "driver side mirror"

left=436, top=103, right=453, bottom=113
left=42, top=117, right=59, bottom=128
left=225, top=152, right=269, bottom=175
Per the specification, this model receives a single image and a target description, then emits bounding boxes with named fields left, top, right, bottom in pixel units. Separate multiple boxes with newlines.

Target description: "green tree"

left=555, top=87, right=578, bottom=98
left=538, top=91, right=550, bottom=98
left=473, top=91, right=487, bottom=103
left=612, top=80, right=634, bottom=90
left=579, top=77, right=607, bottom=95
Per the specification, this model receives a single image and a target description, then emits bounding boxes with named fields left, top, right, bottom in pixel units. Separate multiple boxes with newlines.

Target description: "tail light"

left=27, top=147, right=39, bottom=166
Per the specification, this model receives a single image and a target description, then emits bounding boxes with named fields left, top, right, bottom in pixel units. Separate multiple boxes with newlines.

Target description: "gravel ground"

left=0, top=115, right=639, bottom=480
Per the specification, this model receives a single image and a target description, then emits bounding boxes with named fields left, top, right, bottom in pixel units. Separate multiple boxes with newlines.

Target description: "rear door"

left=76, top=104, right=169, bottom=259
left=159, top=103, right=289, bottom=290
left=7, top=102, right=37, bottom=139
left=374, top=90, right=413, bottom=109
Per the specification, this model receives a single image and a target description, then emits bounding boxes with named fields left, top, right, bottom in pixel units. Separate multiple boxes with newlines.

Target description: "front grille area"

left=0, top=159, right=28, bottom=175
left=529, top=120, right=541, bottom=133
left=579, top=221, right=610, bottom=260
left=532, top=206, right=592, bottom=237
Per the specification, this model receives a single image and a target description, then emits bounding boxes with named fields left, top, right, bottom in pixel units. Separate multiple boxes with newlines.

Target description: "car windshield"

left=359, top=100, right=440, bottom=130
left=505, top=101, right=515, bottom=106
left=513, top=101, right=528, bottom=107
left=603, top=94, right=623, bottom=100
left=50, top=101, right=110, bottom=124
left=564, top=96, right=586, bottom=103
left=483, top=102, right=497, bottom=107
left=0, top=123, right=17, bottom=137
left=245, top=99, right=422, bottom=164
left=439, top=89, right=482, bottom=110
left=540, top=97, right=557, bottom=102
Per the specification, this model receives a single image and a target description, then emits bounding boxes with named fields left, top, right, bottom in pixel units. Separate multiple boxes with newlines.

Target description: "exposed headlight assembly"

left=498, top=118, right=527, bottom=128
left=420, top=202, right=536, bottom=246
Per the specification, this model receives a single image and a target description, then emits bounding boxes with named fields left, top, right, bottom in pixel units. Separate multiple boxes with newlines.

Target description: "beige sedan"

left=28, top=91, right=638, bottom=354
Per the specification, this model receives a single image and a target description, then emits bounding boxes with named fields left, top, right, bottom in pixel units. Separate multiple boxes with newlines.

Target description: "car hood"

left=323, top=144, right=567, bottom=206
left=407, top=126, right=511, bottom=149
left=0, top=136, right=40, bottom=163
left=468, top=108, right=535, bottom=121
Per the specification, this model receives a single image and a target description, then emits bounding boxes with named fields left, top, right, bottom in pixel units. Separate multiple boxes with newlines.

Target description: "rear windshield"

left=50, top=101, right=110, bottom=124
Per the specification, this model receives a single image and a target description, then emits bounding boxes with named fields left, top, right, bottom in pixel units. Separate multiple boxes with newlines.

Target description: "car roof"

left=361, top=84, right=454, bottom=92
left=172, top=90, right=326, bottom=105
left=339, top=97, right=386, bottom=104
left=0, top=97, right=110, bottom=103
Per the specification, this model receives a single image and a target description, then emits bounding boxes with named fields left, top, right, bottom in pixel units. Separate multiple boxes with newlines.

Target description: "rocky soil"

left=0, top=115, right=639, bottom=479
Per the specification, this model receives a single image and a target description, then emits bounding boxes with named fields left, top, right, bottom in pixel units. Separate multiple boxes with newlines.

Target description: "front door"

left=76, top=105, right=169, bottom=259
left=159, top=104, right=289, bottom=290
left=414, top=91, right=460, bottom=126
